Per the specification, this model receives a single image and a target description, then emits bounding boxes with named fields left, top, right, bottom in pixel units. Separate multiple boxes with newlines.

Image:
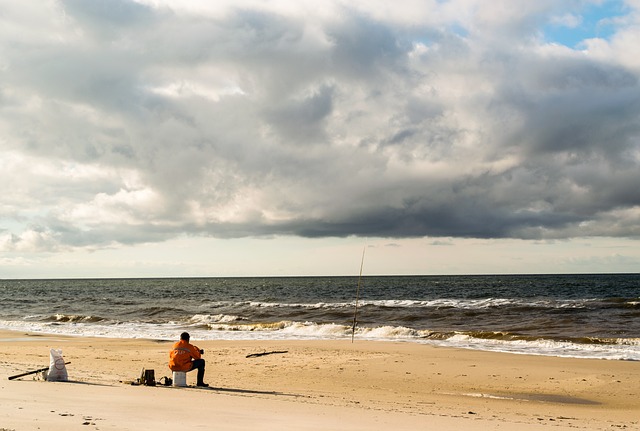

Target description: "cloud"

left=1, top=0, right=639, bottom=253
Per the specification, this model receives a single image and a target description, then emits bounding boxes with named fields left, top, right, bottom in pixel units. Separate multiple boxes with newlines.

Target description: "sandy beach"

left=1, top=330, right=638, bottom=430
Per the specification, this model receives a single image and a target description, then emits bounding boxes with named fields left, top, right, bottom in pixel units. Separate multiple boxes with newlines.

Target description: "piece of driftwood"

left=8, top=362, right=71, bottom=380
left=246, top=350, right=288, bottom=358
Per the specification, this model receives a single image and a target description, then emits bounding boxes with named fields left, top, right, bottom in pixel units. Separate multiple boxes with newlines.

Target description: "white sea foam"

left=280, top=322, right=348, bottom=338
left=360, top=325, right=421, bottom=339
left=2, top=318, right=638, bottom=361
left=442, top=333, right=640, bottom=361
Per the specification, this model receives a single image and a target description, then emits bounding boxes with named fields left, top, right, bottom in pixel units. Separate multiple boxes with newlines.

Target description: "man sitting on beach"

left=169, top=332, right=208, bottom=387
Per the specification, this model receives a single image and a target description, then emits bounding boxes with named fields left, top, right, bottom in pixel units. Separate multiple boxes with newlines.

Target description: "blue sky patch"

left=543, top=1, right=626, bottom=48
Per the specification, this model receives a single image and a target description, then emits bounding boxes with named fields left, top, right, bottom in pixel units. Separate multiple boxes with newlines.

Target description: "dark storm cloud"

left=1, top=0, right=639, bottom=252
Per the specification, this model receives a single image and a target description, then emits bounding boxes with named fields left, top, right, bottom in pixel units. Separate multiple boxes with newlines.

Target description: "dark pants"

left=189, top=359, right=205, bottom=384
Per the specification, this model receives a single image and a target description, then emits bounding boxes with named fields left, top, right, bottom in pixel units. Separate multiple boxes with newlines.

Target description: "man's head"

left=180, top=332, right=190, bottom=341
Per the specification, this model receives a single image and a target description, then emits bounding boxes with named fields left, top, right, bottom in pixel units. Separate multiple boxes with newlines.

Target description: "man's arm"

left=190, top=344, right=202, bottom=360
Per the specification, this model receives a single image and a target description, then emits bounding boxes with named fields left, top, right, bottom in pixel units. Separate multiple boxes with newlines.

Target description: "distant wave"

left=202, top=297, right=640, bottom=311
left=45, top=314, right=107, bottom=324
left=190, top=314, right=243, bottom=324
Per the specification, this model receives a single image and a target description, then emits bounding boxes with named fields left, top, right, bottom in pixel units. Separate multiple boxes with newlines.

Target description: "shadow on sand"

left=160, top=384, right=302, bottom=398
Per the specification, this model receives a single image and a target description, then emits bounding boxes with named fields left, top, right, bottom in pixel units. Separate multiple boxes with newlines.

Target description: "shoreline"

left=1, top=329, right=639, bottom=430
left=2, top=321, right=638, bottom=362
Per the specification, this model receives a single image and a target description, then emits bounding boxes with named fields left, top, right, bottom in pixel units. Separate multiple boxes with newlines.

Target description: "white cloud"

left=550, top=13, right=582, bottom=28
left=0, top=228, right=59, bottom=253
left=0, top=0, right=638, bottom=271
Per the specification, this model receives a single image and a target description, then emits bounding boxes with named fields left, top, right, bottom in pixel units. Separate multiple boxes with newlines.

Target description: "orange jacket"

left=168, top=339, right=202, bottom=371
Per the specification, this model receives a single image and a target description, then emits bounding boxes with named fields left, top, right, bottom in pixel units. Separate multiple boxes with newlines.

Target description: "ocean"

left=0, top=274, right=638, bottom=360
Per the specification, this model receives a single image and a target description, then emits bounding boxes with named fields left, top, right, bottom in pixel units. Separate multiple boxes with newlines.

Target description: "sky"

left=1, top=0, right=639, bottom=278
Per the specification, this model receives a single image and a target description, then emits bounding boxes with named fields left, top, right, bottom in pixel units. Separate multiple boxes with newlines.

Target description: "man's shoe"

left=197, top=382, right=209, bottom=387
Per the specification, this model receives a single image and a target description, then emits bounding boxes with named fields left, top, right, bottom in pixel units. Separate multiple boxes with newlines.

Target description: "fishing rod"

left=8, top=362, right=71, bottom=380
left=351, top=247, right=366, bottom=343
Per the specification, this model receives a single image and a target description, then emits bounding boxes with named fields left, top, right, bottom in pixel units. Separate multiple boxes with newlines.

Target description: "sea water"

left=0, top=274, right=638, bottom=360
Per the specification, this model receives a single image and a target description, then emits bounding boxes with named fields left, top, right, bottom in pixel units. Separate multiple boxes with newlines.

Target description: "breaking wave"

left=2, top=317, right=638, bottom=361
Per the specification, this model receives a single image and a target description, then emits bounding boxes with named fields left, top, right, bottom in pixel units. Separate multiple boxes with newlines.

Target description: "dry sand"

left=0, top=330, right=638, bottom=430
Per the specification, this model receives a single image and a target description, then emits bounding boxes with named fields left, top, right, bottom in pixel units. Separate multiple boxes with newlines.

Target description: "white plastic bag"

left=46, top=349, right=68, bottom=382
